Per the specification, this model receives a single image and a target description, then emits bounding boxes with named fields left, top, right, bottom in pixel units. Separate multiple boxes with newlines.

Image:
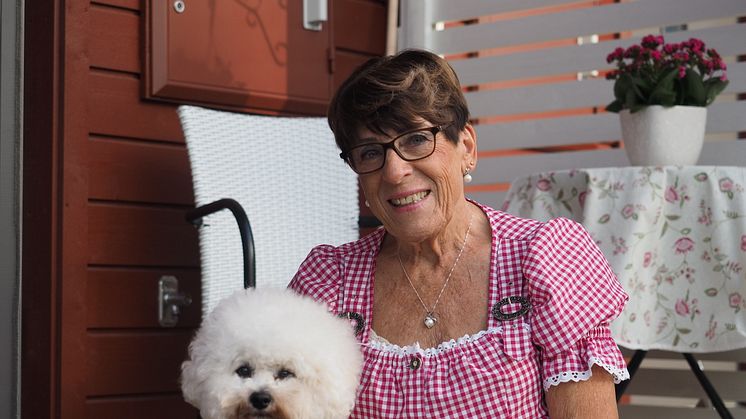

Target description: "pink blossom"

left=536, top=178, right=551, bottom=191
left=729, top=293, right=743, bottom=309
left=719, top=177, right=734, bottom=192
left=678, top=66, right=687, bottom=79
left=675, top=299, right=690, bottom=316
left=706, top=320, right=717, bottom=340
left=621, top=204, right=635, bottom=219
left=641, top=35, right=663, bottom=48
left=674, top=237, right=695, bottom=254
left=643, top=252, right=652, bottom=268
left=665, top=186, right=679, bottom=203
left=741, top=235, right=746, bottom=252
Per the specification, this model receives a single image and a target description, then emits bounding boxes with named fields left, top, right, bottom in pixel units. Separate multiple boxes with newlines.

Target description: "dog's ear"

left=180, top=359, right=200, bottom=406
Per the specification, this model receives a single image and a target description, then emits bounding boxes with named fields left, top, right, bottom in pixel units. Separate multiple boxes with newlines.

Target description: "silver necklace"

left=397, top=214, right=474, bottom=329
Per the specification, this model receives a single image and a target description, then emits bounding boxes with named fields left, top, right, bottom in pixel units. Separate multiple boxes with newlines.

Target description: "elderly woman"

left=289, top=49, right=629, bottom=418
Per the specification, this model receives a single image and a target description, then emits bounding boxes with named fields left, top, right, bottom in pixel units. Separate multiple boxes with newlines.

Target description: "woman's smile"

left=388, top=190, right=431, bottom=209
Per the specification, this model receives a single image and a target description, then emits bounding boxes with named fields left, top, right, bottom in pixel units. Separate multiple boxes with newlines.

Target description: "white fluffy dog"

left=181, top=288, right=363, bottom=419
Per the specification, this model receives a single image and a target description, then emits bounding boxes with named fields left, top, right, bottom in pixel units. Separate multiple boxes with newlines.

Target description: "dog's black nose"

left=249, top=391, right=272, bottom=410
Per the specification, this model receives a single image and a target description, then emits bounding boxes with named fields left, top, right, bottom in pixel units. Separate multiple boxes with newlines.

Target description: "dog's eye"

left=276, top=368, right=295, bottom=380
left=235, top=365, right=253, bottom=378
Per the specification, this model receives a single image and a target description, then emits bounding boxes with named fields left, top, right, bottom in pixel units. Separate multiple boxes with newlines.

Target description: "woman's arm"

left=545, top=365, right=619, bottom=419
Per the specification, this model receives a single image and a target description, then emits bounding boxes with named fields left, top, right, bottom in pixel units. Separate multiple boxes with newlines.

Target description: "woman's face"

left=357, top=120, right=477, bottom=243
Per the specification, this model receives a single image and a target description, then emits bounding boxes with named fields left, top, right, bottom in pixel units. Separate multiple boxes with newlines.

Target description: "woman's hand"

left=545, top=365, right=619, bottom=419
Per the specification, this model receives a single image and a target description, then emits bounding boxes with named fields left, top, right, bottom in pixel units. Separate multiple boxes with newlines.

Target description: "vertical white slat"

left=397, top=0, right=434, bottom=51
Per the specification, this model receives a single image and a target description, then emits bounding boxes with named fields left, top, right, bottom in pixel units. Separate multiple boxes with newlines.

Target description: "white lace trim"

left=542, top=357, right=630, bottom=390
left=366, top=324, right=531, bottom=357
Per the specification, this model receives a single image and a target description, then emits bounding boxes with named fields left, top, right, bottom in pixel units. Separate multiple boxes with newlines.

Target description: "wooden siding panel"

left=86, top=332, right=193, bottom=395
left=334, top=50, right=374, bottom=91
left=90, top=4, right=140, bottom=73
left=87, top=268, right=201, bottom=329
left=88, top=137, right=194, bottom=205
left=89, top=71, right=183, bottom=142
left=88, top=203, right=200, bottom=267
left=93, top=0, right=140, bottom=12
left=86, top=395, right=198, bottom=419
left=334, top=0, right=387, bottom=54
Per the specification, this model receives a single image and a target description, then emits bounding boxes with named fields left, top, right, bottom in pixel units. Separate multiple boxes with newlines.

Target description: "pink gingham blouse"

left=289, top=202, right=629, bottom=418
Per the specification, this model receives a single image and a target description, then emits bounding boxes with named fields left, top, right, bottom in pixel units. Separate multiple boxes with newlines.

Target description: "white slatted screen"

left=400, top=0, right=746, bottom=416
left=401, top=0, right=746, bottom=208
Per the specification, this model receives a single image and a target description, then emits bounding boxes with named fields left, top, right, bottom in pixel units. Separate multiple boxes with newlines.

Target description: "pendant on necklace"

left=424, top=313, right=437, bottom=329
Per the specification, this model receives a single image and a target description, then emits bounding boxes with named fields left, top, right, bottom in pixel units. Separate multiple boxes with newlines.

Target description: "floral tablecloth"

left=502, top=166, right=746, bottom=353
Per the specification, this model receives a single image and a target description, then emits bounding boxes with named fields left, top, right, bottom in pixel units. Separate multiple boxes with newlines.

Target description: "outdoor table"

left=501, top=166, right=746, bottom=417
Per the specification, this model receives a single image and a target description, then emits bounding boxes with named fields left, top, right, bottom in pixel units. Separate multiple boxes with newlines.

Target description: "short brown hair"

left=328, top=49, right=470, bottom=155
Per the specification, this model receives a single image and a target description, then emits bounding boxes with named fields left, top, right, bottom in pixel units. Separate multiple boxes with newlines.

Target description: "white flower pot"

left=619, top=105, right=707, bottom=166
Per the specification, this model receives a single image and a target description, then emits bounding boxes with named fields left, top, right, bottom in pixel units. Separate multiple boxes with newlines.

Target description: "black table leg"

left=616, top=349, right=647, bottom=401
left=682, top=353, right=733, bottom=419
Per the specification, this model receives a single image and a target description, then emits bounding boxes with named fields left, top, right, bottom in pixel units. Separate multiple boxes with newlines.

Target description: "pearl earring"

left=463, top=170, right=473, bottom=184
left=365, top=200, right=370, bottom=208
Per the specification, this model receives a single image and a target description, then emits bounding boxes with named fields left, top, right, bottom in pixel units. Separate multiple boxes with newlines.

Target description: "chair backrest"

left=178, top=105, right=359, bottom=315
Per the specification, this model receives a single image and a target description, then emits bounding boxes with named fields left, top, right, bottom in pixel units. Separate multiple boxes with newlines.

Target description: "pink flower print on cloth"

left=665, top=186, right=679, bottom=203
left=675, top=299, right=690, bottom=316
left=674, top=237, right=695, bottom=254
left=730, top=293, right=743, bottom=312
left=536, top=178, right=552, bottom=191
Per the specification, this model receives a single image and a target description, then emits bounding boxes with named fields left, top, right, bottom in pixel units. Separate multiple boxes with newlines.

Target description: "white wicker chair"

left=178, top=105, right=359, bottom=316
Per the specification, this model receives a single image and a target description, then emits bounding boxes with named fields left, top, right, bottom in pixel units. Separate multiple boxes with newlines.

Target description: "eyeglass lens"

left=349, top=127, right=438, bottom=174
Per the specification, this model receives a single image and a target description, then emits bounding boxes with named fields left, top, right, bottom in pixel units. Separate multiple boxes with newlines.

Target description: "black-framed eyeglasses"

left=340, top=125, right=447, bottom=174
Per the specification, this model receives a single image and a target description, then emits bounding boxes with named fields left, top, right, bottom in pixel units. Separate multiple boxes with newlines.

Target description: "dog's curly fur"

left=181, top=288, right=362, bottom=419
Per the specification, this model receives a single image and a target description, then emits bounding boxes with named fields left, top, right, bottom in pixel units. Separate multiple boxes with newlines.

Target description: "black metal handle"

left=186, top=198, right=256, bottom=289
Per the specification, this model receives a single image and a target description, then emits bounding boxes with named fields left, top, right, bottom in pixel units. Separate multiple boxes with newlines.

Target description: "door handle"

left=303, top=0, right=327, bottom=31
left=158, top=275, right=193, bottom=327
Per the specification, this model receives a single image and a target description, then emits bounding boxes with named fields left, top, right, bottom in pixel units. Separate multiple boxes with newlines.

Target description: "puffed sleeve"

left=522, top=218, right=630, bottom=389
left=288, top=244, right=343, bottom=313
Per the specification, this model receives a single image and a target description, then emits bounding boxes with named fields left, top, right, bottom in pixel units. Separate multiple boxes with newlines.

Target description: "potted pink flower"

left=605, top=35, right=728, bottom=166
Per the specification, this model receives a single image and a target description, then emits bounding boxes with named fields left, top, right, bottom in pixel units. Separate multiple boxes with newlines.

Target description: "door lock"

left=158, top=275, right=192, bottom=327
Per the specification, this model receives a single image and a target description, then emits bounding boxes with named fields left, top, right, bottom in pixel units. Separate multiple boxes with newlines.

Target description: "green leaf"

left=666, top=215, right=680, bottom=221
left=649, top=68, right=678, bottom=106
left=661, top=221, right=669, bottom=237
left=677, top=328, right=692, bottom=334
left=704, top=288, right=718, bottom=297
left=605, top=100, right=623, bottom=113
left=625, top=88, right=639, bottom=111
left=704, top=78, right=729, bottom=106
left=684, top=68, right=706, bottom=106
left=681, top=228, right=691, bottom=235
left=673, top=334, right=680, bottom=346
